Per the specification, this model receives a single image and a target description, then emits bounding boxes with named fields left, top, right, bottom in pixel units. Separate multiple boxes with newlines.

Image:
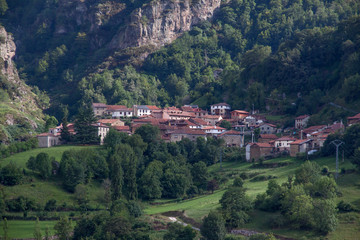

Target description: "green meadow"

left=1, top=146, right=360, bottom=239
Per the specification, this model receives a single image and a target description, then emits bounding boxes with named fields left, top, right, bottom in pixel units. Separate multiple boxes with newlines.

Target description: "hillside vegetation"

left=1, top=0, right=359, bottom=120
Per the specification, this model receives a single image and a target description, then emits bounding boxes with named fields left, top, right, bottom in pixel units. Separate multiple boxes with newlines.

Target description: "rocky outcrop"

left=0, top=27, right=44, bottom=141
left=109, top=0, right=221, bottom=49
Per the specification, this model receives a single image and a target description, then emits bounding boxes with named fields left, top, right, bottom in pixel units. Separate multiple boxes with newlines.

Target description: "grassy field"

left=0, top=220, right=58, bottom=239
left=0, top=145, right=99, bottom=168
left=145, top=156, right=359, bottom=239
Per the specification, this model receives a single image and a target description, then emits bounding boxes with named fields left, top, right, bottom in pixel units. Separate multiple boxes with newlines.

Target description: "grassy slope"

left=145, top=157, right=359, bottom=239
left=0, top=220, right=58, bottom=239
left=0, top=145, right=99, bottom=168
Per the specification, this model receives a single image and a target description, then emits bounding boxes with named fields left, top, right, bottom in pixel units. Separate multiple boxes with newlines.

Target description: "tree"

left=74, top=104, right=99, bottom=144
left=313, top=199, right=338, bottom=233
left=33, top=218, right=42, bottom=240
left=33, top=152, right=52, bottom=179
left=164, top=223, right=197, bottom=240
left=59, top=151, right=86, bottom=192
left=295, top=161, right=321, bottom=185
left=191, top=161, right=208, bottom=190
left=0, top=162, right=22, bottom=186
left=119, top=144, right=138, bottom=200
left=139, top=160, right=163, bottom=199
left=109, top=151, right=123, bottom=201
left=60, top=105, right=71, bottom=143
left=54, top=217, right=73, bottom=240
left=134, top=124, right=160, bottom=144
left=233, top=177, right=244, bottom=188
left=2, top=218, right=9, bottom=240
left=220, top=187, right=252, bottom=228
left=352, top=147, right=360, bottom=171
left=0, top=0, right=8, bottom=15
left=220, top=120, right=232, bottom=130
left=200, top=211, right=226, bottom=240
left=207, top=179, right=219, bottom=193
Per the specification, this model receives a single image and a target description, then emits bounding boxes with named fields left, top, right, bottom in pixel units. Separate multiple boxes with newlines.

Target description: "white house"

left=210, top=103, right=231, bottom=117
left=274, top=136, right=296, bottom=151
left=295, top=115, right=310, bottom=129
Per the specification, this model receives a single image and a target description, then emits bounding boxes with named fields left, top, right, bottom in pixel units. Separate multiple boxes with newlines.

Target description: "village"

left=37, top=102, right=360, bottom=162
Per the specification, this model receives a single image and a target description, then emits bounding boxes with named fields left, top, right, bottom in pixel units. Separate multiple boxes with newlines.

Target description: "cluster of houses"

left=37, top=102, right=360, bottom=163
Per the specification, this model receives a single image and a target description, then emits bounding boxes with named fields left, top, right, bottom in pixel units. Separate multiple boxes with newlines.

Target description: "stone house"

left=37, top=133, right=61, bottom=148
left=295, top=115, right=310, bottom=129
left=134, top=105, right=160, bottom=117
left=259, top=123, right=277, bottom=134
left=93, top=123, right=110, bottom=145
left=246, top=143, right=274, bottom=162
left=258, top=134, right=278, bottom=143
left=169, top=129, right=207, bottom=142
left=230, top=110, right=250, bottom=120
left=92, top=103, right=107, bottom=116
left=109, top=106, right=133, bottom=118
left=98, top=119, right=125, bottom=127
left=290, top=139, right=313, bottom=157
left=274, top=136, right=296, bottom=152
left=218, top=130, right=244, bottom=147
left=202, top=126, right=226, bottom=136
left=210, top=103, right=231, bottom=118
left=201, top=115, right=223, bottom=126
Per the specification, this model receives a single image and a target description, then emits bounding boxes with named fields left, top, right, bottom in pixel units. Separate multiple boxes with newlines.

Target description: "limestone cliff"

left=109, top=0, right=221, bottom=50
left=0, top=27, right=44, bottom=142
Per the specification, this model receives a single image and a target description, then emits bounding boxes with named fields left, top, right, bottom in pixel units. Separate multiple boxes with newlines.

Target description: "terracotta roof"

left=202, top=126, right=226, bottom=130
left=253, top=142, right=273, bottom=148
left=276, top=136, right=297, bottom=141
left=296, top=115, right=310, bottom=120
left=219, top=130, right=242, bottom=136
left=189, top=118, right=209, bottom=126
left=348, top=113, right=360, bottom=120
left=98, top=119, right=123, bottom=124
left=260, top=134, right=278, bottom=139
left=231, top=110, right=250, bottom=114
left=92, top=103, right=107, bottom=107
left=211, top=102, right=230, bottom=107
left=91, top=123, right=109, bottom=128
left=181, top=106, right=196, bottom=112
left=303, top=125, right=327, bottom=134
left=204, top=115, right=222, bottom=119
left=106, top=105, right=129, bottom=111
left=260, top=123, right=277, bottom=128
left=146, top=105, right=160, bottom=110
left=290, top=139, right=312, bottom=145
left=171, top=129, right=206, bottom=135
left=113, top=126, right=130, bottom=131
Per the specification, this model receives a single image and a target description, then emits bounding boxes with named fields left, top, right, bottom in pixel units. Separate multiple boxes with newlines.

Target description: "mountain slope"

left=0, top=26, right=44, bottom=142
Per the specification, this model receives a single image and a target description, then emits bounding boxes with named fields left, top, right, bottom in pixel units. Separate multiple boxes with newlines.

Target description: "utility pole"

left=331, top=140, right=344, bottom=179
left=251, top=130, right=254, bottom=143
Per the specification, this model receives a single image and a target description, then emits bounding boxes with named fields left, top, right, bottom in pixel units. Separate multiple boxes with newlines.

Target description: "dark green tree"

left=164, top=223, right=197, bottom=240
left=220, top=120, right=232, bottom=130
left=54, top=217, right=73, bottom=240
left=109, top=151, right=123, bottom=201
left=0, top=0, right=8, bottom=15
left=313, top=199, right=338, bottom=233
left=134, top=124, right=160, bottom=144
left=200, top=211, right=226, bottom=240
left=139, top=160, right=163, bottom=199
left=191, top=161, right=208, bottom=190
left=74, top=104, right=99, bottom=144
left=0, top=162, right=22, bottom=186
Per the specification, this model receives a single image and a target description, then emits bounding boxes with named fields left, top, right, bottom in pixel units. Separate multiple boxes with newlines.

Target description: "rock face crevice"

left=109, top=0, right=221, bottom=49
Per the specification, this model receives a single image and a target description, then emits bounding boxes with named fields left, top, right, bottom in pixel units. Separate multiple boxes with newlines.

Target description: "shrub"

left=337, top=200, right=356, bottom=212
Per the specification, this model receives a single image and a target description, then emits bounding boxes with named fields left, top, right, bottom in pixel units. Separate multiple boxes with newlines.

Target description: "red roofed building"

left=290, top=139, right=313, bottom=157
left=169, top=129, right=206, bottom=142
left=202, top=126, right=226, bottom=135
left=348, top=113, right=360, bottom=126
left=274, top=136, right=297, bottom=151
left=259, top=123, right=277, bottom=134
left=98, top=119, right=125, bottom=127
left=231, top=110, right=250, bottom=120
left=246, top=142, right=274, bottom=161
left=295, top=115, right=310, bottom=129
left=211, top=103, right=231, bottom=118
left=258, top=134, right=278, bottom=143
left=113, top=126, right=131, bottom=134
left=218, top=130, right=244, bottom=147
left=92, top=103, right=107, bottom=116
left=37, top=133, right=61, bottom=148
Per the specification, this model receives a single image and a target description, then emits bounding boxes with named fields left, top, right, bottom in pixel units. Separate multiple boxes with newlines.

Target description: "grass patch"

left=0, top=145, right=100, bottom=169
left=0, top=220, right=58, bottom=239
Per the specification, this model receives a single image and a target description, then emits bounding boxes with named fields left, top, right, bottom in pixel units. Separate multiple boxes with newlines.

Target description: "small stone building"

left=246, top=143, right=274, bottom=161
left=37, top=133, right=61, bottom=148
left=218, top=130, right=244, bottom=147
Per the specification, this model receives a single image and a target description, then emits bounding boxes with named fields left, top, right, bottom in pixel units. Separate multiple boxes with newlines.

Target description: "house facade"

left=210, top=103, right=231, bottom=118
left=169, top=129, right=207, bottom=142
left=246, top=143, right=274, bottom=161
left=290, top=139, right=313, bottom=157
left=259, top=123, right=277, bottom=134
left=295, top=115, right=310, bottom=129
left=37, top=133, right=61, bottom=148
left=348, top=113, right=360, bottom=126
left=231, top=110, right=250, bottom=120
left=218, top=130, right=244, bottom=147
left=274, top=136, right=296, bottom=151
left=92, top=103, right=107, bottom=116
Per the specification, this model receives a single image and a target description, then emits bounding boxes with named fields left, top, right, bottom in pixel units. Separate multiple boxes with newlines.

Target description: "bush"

left=0, top=162, right=23, bottom=186
left=337, top=200, right=356, bottom=212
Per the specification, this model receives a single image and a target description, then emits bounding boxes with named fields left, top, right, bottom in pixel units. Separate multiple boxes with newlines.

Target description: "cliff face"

left=109, top=0, right=221, bottom=49
left=0, top=27, right=44, bottom=141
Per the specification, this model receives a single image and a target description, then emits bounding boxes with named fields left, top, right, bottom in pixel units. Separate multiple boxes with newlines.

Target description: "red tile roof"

left=260, top=134, right=278, bottom=139
left=218, top=130, right=242, bottom=136
left=303, top=125, right=327, bottom=134
left=146, top=105, right=160, bottom=110
left=253, top=143, right=273, bottom=148
left=231, top=110, right=250, bottom=114
left=348, top=113, right=360, bottom=120
left=113, top=126, right=130, bottom=131
left=202, top=126, right=226, bottom=130
left=171, top=129, right=206, bottom=135
left=189, top=118, right=209, bottom=126
left=290, top=139, right=312, bottom=145
left=296, top=115, right=310, bottom=120
left=98, top=119, right=123, bottom=124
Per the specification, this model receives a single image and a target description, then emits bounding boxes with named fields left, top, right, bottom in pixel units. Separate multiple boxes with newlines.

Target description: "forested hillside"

left=2, top=0, right=360, bottom=119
